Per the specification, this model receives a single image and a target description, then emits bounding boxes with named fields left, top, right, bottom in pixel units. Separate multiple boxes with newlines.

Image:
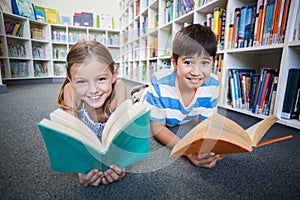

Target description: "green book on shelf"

left=37, top=100, right=150, bottom=174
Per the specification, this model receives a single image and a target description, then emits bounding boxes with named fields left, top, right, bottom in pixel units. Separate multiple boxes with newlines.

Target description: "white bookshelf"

left=0, top=12, right=120, bottom=80
left=118, top=0, right=300, bottom=129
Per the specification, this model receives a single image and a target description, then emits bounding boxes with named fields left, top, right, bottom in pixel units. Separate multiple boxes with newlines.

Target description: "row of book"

left=175, top=0, right=195, bottom=18
left=227, top=68, right=278, bottom=116
left=34, top=62, right=48, bottom=77
left=10, top=62, right=29, bottom=78
left=32, top=45, right=46, bottom=59
left=52, top=48, right=67, bottom=60
left=5, top=22, right=24, bottom=37
left=7, top=44, right=27, bottom=58
left=164, top=1, right=174, bottom=24
left=206, top=7, right=226, bottom=51
left=31, top=28, right=45, bottom=40
left=227, top=0, right=291, bottom=49
left=53, top=63, right=66, bottom=76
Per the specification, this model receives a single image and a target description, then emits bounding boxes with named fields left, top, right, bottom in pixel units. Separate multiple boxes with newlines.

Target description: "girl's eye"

left=75, top=80, right=86, bottom=84
left=98, top=77, right=106, bottom=82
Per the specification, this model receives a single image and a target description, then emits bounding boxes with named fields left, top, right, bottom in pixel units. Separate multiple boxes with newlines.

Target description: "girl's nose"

left=89, top=82, right=99, bottom=93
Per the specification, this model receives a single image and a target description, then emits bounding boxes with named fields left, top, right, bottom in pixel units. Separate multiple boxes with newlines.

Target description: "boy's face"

left=70, top=56, right=116, bottom=109
left=172, top=53, right=213, bottom=91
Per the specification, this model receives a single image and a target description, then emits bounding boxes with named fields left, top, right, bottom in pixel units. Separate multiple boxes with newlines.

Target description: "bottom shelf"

left=218, top=104, right=300, bottom=130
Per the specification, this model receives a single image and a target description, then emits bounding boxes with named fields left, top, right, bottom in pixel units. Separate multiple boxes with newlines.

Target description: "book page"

left=50, top=109, right=102, bottom=151
left=102, top=101, right=147, bottom=150
left=245, top=115, right=278, bottom=146
left=202, top=114, right=253, bottom=145
left=101, top=99, right=132, bottom=147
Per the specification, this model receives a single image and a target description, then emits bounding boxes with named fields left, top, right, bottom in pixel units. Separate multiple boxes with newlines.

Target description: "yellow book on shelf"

left=11, top=23, right=20, bottom=36
left=171, top=114, right=293, bottom=157
left=45, top=8, right=59, bottom=24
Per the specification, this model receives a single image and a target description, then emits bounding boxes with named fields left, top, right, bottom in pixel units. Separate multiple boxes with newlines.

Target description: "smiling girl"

left=57, top=40, right=126, bottom=187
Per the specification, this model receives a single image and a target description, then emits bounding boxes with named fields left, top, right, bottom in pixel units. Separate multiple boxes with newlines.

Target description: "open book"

left=37, top=100, right=150, bottom=174
left=171, top=114, right=293, bottom=157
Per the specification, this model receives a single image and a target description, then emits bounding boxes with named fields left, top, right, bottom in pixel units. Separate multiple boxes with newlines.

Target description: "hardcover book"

left=281, top=68, right=300, bottom=119
left=11, top=0, right=36, bottom=20
left=171, top=113, right=293, bottom=157
left=37, top=100, right=151, bottom=174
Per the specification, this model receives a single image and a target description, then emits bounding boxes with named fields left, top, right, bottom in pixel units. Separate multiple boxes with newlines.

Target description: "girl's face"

left=172, top=53, right=213, bottom=91
left=70, top=56, right=116, bottom=109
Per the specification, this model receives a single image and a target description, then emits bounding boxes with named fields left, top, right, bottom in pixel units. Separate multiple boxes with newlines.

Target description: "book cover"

left=45, top=8, right=59, bottom=24
left=34, top=5, right=46, bottom=22
left=61, top=16, right=70, bottom=25
left=37, top=100, right=151, bottom=174
left=171, top=113, right=293, bottom=157
left=281, top=68, right=300, bottom=119
left=81, top=12, right=93, bottom=27
left=73, top=12, right=81, bottom=26
left=11, top=0, right=36, bottom=20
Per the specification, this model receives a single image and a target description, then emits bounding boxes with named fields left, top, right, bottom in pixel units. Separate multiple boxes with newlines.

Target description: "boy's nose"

left=191, top=66, right=202, bottom=75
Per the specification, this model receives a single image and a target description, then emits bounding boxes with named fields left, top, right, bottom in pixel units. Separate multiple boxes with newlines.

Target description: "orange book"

left=280, top=0, right=291, bottom=43
left=255, top=5, right=265, bottom=46
left=171, top=114, right=293, bottom=156
left=270, top=0, right=283, bottom=44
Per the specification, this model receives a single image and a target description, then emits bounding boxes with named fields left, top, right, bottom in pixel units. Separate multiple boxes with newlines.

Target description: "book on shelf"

left=170, top=113, right=293, bottom=157
left=44, top=8, right=59, bottom=24
left=34, top=5, right=46, bottom=22
left=37, top=100, right=151, bottom=174
left=61, top=16, right=71, bottom=25
left=281, top=68, right=300, bottom=119
left=73, top=12, right=81, bottom=26
left=11, top=0, right=36, bottom=20
left=81, top=12, right=93, bottom=27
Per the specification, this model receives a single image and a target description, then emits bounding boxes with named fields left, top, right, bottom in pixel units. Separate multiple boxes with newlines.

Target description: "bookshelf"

left=0, top=11, right=120, bottom=80
left=118, top=0, right=300, bottom=129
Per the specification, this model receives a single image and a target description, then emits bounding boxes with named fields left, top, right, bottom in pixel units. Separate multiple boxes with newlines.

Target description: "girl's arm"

left=111, top=79, right=127, bottom=110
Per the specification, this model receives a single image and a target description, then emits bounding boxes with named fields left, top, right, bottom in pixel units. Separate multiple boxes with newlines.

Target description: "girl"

left=57, top=40, right=126, bottom=187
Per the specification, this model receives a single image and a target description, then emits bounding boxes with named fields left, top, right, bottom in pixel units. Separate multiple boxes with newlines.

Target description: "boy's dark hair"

left=172, top=24, right=217, bottom=64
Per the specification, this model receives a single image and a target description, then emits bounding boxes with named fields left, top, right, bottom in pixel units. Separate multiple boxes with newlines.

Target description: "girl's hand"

left=78, top=169, right=104, bottom=187
left=101, top=165, right=126, bottom=185
left=186, top=153, right=224, bottom=168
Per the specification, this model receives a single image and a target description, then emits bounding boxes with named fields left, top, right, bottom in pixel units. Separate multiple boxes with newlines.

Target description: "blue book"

left=253, top=68, right=268, bottom=114
left=37, top=100, right=150, bottom=173
left=11, top=0, right=36, bottom=20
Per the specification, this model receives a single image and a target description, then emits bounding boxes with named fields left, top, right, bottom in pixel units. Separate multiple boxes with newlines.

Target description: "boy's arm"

left=151, top=121, right=181, bottom=148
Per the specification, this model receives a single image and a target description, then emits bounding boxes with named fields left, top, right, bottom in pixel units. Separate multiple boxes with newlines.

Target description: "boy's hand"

left=78, top=165, right=125, bottom=187
left=186, top=153, right=224, bottom=168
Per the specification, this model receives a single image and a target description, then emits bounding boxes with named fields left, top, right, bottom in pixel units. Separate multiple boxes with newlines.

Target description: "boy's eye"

left=184, top=61, right=192, bottom=65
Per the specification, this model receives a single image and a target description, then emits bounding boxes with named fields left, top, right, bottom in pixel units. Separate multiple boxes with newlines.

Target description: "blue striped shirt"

left=141, top=69, right=219, bottom=127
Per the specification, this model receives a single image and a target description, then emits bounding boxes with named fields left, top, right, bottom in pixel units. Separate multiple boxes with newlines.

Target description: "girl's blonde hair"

left=56, top=40, right=116, bottom=121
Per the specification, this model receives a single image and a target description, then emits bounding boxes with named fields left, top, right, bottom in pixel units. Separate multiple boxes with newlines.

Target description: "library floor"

left=0, top=81, right=299, bottom=199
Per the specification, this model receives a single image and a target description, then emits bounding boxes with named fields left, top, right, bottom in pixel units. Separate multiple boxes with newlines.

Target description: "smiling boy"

left=141, top=24, right=223, bottom=168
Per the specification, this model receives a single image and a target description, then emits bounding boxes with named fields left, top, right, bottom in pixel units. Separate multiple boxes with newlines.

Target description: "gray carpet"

left=0, top=81, right=300, bottom=199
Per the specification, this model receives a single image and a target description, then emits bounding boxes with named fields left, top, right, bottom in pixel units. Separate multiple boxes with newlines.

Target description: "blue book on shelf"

left=11, top=0, right=36, bottom=20
left=81, top=12, right=93, bottom=27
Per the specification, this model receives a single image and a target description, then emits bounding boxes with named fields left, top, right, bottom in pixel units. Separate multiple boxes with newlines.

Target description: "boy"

left=141, top=24, right=223, bottom=168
